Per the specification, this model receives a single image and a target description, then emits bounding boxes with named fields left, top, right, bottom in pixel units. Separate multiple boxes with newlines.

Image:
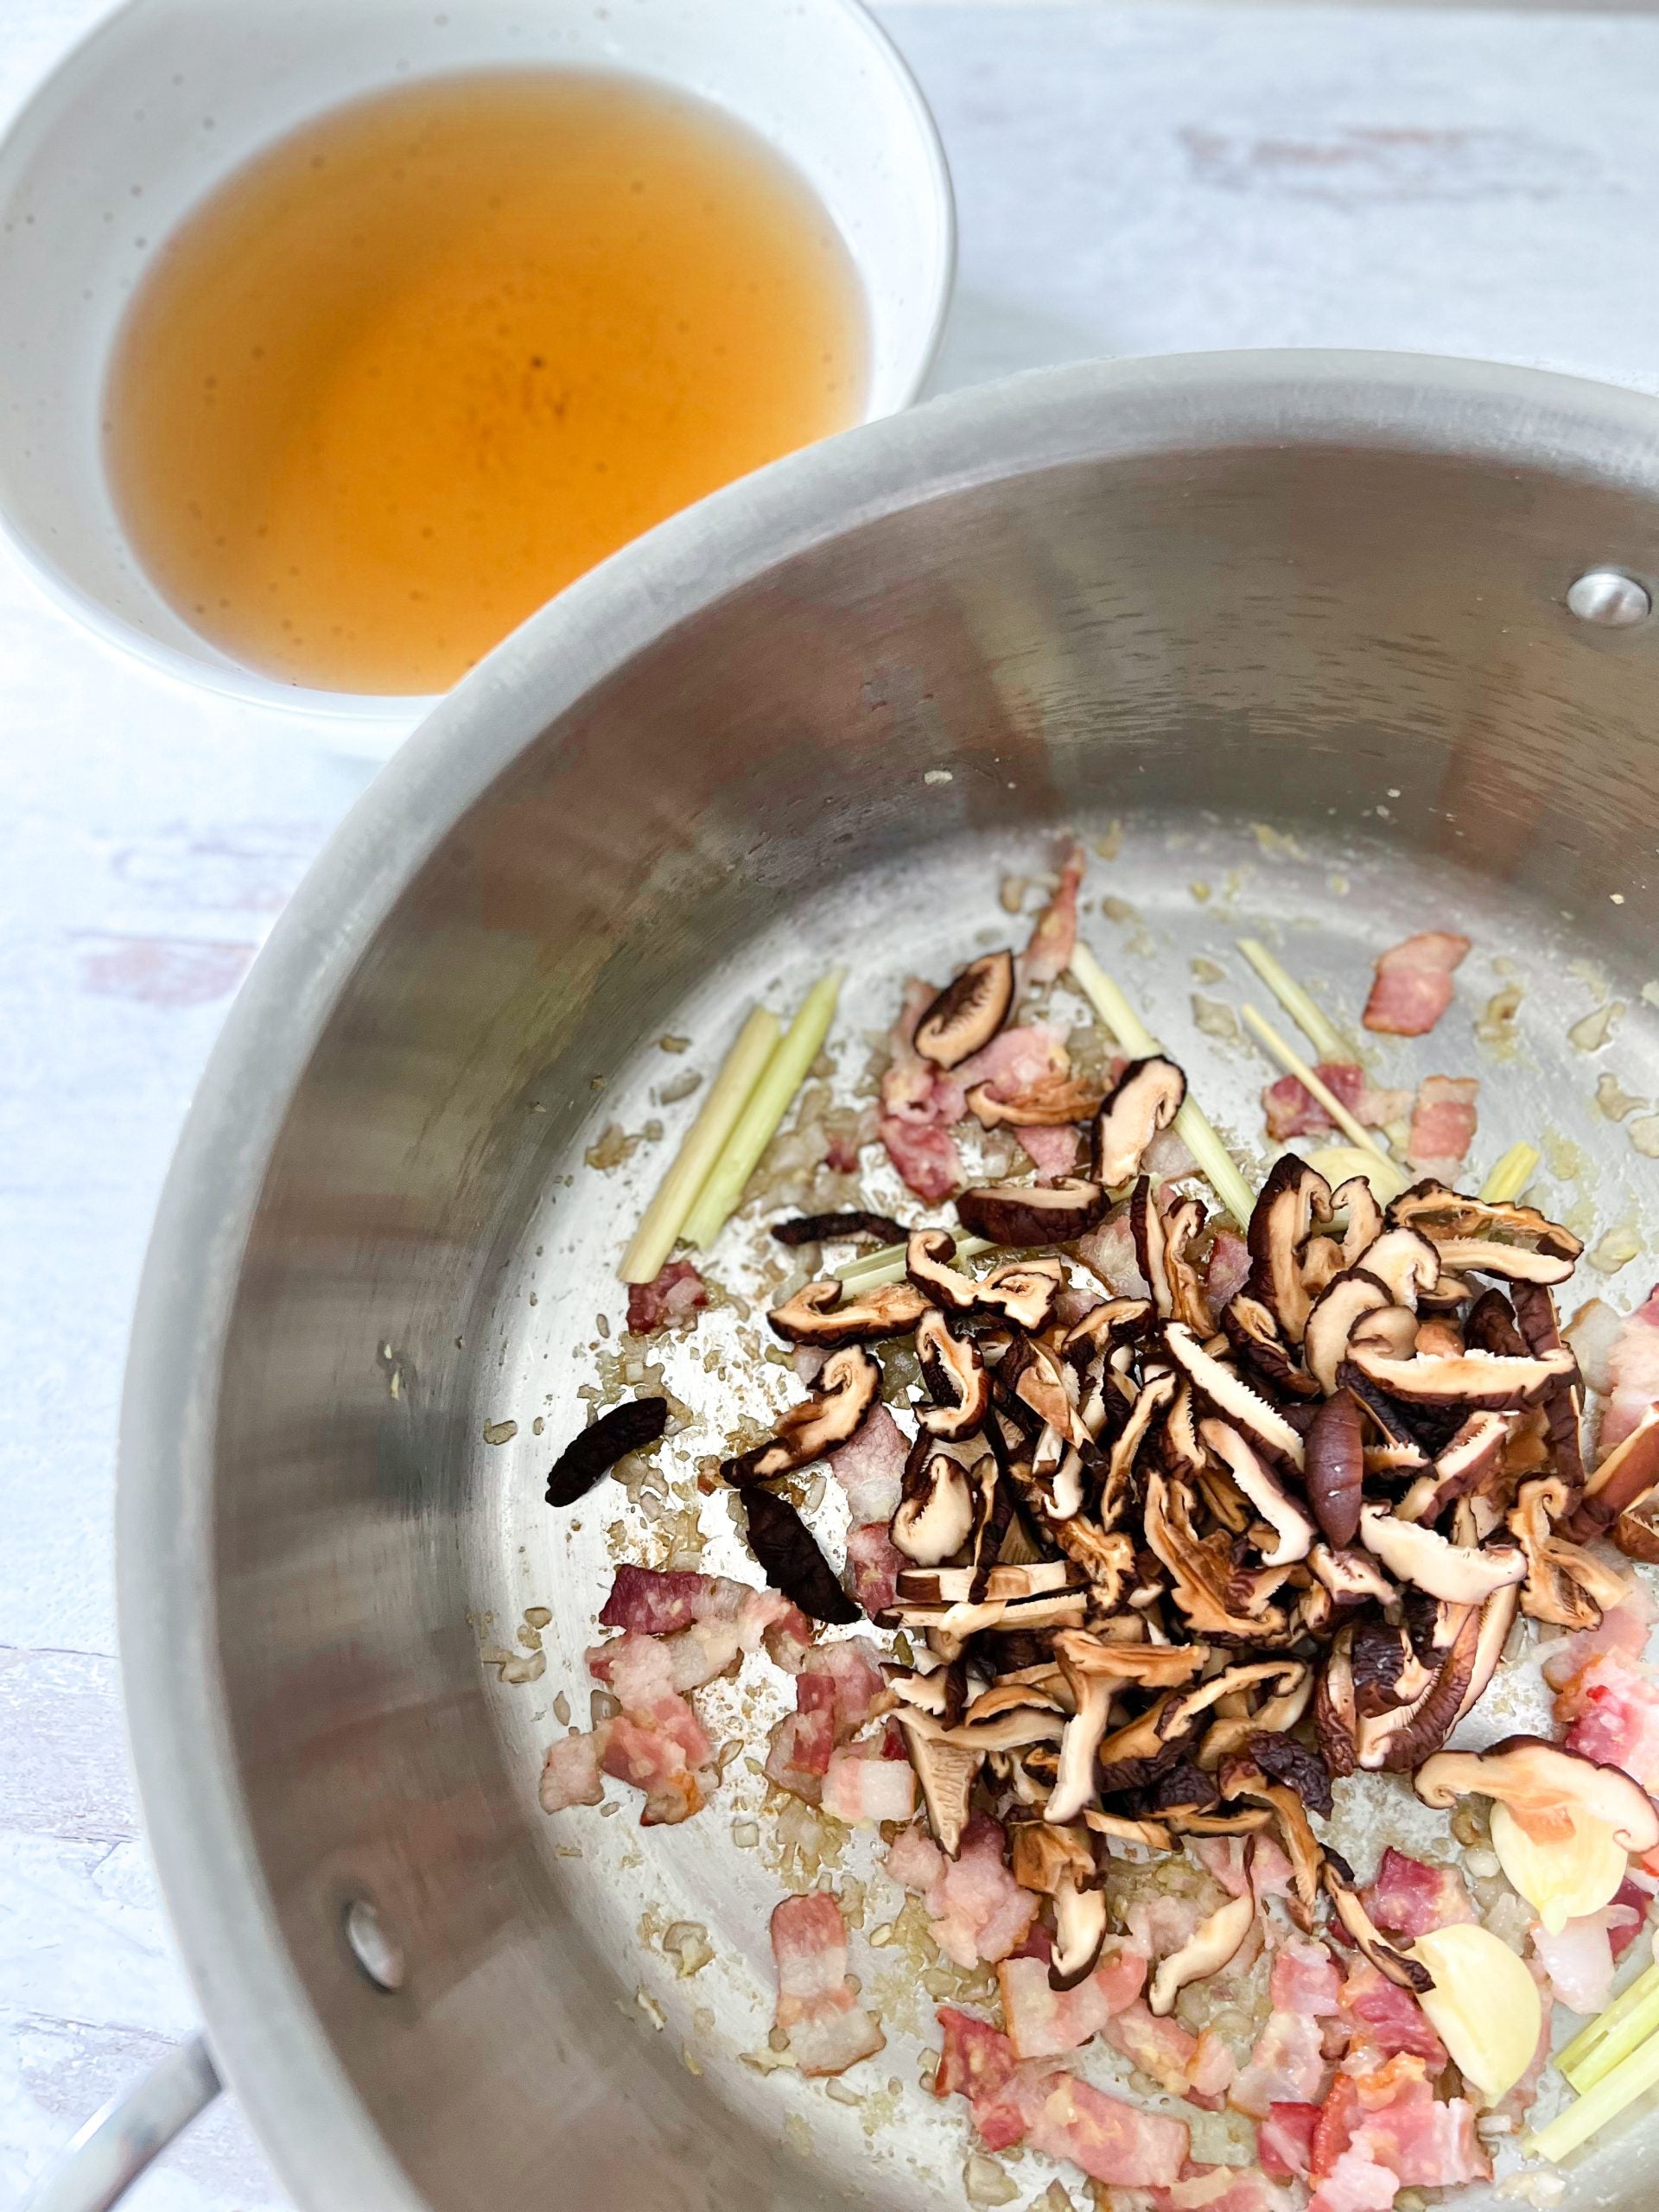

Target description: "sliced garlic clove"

left=1410, top=1922, right=1542, bottom=2103
left=1490, top=1800, right=1629, bottom=1936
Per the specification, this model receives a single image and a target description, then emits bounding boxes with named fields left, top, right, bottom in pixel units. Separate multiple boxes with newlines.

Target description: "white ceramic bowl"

left=0, top=0, right=954, bottom=729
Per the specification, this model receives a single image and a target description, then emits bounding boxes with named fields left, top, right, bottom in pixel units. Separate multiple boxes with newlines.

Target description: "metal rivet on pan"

left=1567, top=569, right=1652, bottom=626
left=344, top=1897, right=406, bottom=1992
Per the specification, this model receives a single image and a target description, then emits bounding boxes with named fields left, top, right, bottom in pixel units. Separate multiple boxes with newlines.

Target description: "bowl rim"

left=118, top=348, right=1659, bottom=2212
left=0, top=0, right=956, bottom=733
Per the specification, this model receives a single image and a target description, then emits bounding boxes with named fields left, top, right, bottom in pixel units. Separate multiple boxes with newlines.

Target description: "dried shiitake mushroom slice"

left=914, top=951, right=1015, bottom=1069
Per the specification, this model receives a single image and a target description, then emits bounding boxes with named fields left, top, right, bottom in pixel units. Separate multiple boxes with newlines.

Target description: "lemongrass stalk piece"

left=1526, top=2017, right=1659, bottom=2163
left=836, top=1232, right=996, bottom=1292
left=1560, top=1959, right=1659, bottom=2092
left=1068, top=944, right=1254, bottom=1228
left=1236, top=938, right=1350, bottom=1061
left=1480, top=1142, right=1541, bottom=1206
left=1240, top=1002, right=1394, bottom=1166
left=619, top=1007, right=781, bottom=1283
left=681, top=972, right=844, bottom=1249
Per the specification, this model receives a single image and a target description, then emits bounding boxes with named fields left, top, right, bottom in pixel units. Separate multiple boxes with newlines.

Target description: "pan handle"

left=19, top=2032, right=222, bottom=2212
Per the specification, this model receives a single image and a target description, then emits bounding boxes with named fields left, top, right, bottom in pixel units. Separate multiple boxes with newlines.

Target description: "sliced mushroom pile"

left=732, top=1148, right=1639, bottom=1993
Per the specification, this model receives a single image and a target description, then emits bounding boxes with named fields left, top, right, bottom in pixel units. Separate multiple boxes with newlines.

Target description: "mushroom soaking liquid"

left=105, top=68, right=868, bottom=694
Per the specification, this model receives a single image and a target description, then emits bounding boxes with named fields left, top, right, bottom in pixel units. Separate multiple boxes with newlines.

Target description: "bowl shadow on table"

left=924, top=286, right=1109, bottom=394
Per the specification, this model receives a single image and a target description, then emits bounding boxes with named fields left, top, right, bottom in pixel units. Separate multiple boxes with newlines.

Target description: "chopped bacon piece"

left=1229, top=2010, right=1330, bottom=2120
left=1309, top=2053, right=1487, bottom=2191
left=879, top=977, right=967, bottom=1200
left=1023, top=2070, right=1190, bottom=2188
left=1154, top=2164, right=1302, bottom=2212
left=1105, top=2000, right=1202, bottom=2098
left=1190, top=2032, right=1236, bottom=2102
left=1405, top=1075, right=1479, bottom=1174
left=936, top=2005, right=1018, bottom=2103
left=1017, top=1122, right=1081, bottom=1178
left=766, top=1637, right=887, bottom=1802
left=1533, top=1910, right=1620, bottom=2016
left=1250, top=1838, right=1296, bottom=1910
left=625, top=1257, right=707, bottom=1334
left=1363, top=1847, right=1476, bottom=1941
left=826, top=1402, right=907, bottom=1522
left=1542, top=1580, right=1652, bottom=1689
left=887, top=1813, right=1038, bottom=1967
left=600, top=1694, right=713, bottom=1825
left=879, top=1115, right=962, bottom=1203
left=955, top=1020, right=1069, bottom=1096
left=770, top=1891, right=884, bottom=2076
left=1271, top=1936, right=1343, bottom=2017
left=591, top=1583, right=808, bottom=1696
left=1262, top=1062, right=1409, bottom=1143
left=997, top=1944, right=1147, bottom=2060
left=845, top=1519, right=905, bottom=1620
left=1362, top=931, right=1471, bottom=1037
left=1307, top=2144, right=1400, bottom=2212
left=1558, top=1647, right=1659, bottom=1791
left=1335, top=1964, right=1446, bottom=2069
left=822, top=1733, right=918, bottom=1827
left=600, top=1565, right=711, bottom=1636
left=1260, top=2103, right=1321, bottom=2184
left=539, top=1730, right=603, bottom=1811
left=1205, top=1229, right=1252, bottom=1315
left=1018, top=838, right=1086, bottom=989
left=1603, top=1283, right=1659, bottom=1454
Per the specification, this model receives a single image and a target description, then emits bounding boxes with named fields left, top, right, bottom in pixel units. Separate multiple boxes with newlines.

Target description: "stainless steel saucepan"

left=46, top=353, right=1659, bottom=2211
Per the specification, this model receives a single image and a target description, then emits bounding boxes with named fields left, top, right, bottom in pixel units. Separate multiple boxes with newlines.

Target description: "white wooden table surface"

left=6, top=0, right=1659, bottom=2202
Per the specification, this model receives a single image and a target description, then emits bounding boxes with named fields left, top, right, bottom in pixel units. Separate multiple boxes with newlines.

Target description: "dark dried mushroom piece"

left=1389, top=1183, right=1584, bottom=1265
left=1321, top=1849, right=1433, bottom=1993
left=1354, top=1600, right=1484, bottom=1772
left=1051, top=1878, right=1111, bottom=1991
left=1510, top=1283, right=1586, bottom=1494
left=1451, top=1583, right=1520, bottom=1728
left=545, top=1395, right=670, bottom=1507
left=916, top=1309, right=992, bottom=1441
left=1315, top=1626, right=1358, bottom=1779
left=1332, top=1176, right=1385, bottom=1268
left=969, top=1075, right=1105, bottom=1129
left=1092, top=1055, right=1188, bottom=1187
left=1395, top=1411, right=1511, bottom=1526
left=1247, top=1154, right=1334, bottom=1344
left=1194, top=1658, right=1311, bottom=1769
left=1161, top=1323, right=1306, bottom=1472
left=980, top=1256, right=1067, bottom=1331
left=741, top=1485, right=860, bottom=1624
left=1199, top=1418, right=1316, bottom=1566
left=1351, top=1226, right=1441, bottom=1309
left=772, top=1210, right=906, bottom=1248
left=1305, top=1388, right=1364, bottom=1548
left=766, top=1276, right=929, bottom=1347
left=1224, top=1294, right=1320, bottom=1399
left=1346, top=1343, right=1575, bottom=1411
left=1507, top=1476, right=1630, bottom=1629
left=1565, top=1405, right=1659, bottom=1543
left=1357, top=1503, right=1525, bottom=1605
left=1249, top=1731, right=1334, bottom=1819
left=1217, top=1753, right=1323, bottom=1926
left=892, top=1716, right=982, bottom=1855
left=1064, top=1296, right=1155, bottom=1357
left=905, top=1226, right=982, bottom=1313
left=893, top=1445, right=978, bottom=1566
left=914, top=950, right=1016, bottom=1070
left=1144, top=1760, right=1222, bottom=1816
left=1436, top=1237, right=1577, bottom=1287
left=1309, top=1541, right=1399, bottom=1612
left=1303, top=1269, right=1390, bottom=1396
left=1414, top=1734, right=1659, bottom=1853
left=1142, top=1469, right=1293, bottom=1642
left=721, top=1345, right=880, bottom=1482
left=1615, top=1479, right=1659, bottom=1563
left=1147, top=1883, right=1257, bottom=2015
left=1347, top=1302, right=1419, bottom=1366
left=1465, top=1288, right=1529, bottom=1358
left=957, top=1176, right=1107, bottom=1247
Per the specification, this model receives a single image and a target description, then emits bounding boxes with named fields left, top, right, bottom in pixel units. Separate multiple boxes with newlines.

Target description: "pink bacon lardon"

left=1307, top=2052, right=1488, bottom=2212
left=1262, top=1064, right=1410, bottom=1145
left=825, top=1402, right=907, bottom=1524
left=1602, top=1284, right=1659, bottom=1454
left=1016, top=837, right=1085, bottom=991
left=1361, top=1847, right=1476, bottom=1942
left=764, top=1637, right=887, bottom=1804
left=1405, top=1075, right=1478, bottom=1177
left=1362, top=931, right=1471, bottom=1037
left=996, top=1942, right=1147, bottom=2061
left=769, top=1891, right=884, bottom=2076
left=879, top=977, right=967, bottom=1202
left=625, top=1258, right=707, bottom=1335
left=844, top=1520, right=905, bottom=1622
left=884, top=1813, right=1037, bottom=1967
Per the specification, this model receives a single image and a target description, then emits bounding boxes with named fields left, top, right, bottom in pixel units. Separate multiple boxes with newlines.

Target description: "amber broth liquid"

left=105, top=69, right=869, bottom=693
